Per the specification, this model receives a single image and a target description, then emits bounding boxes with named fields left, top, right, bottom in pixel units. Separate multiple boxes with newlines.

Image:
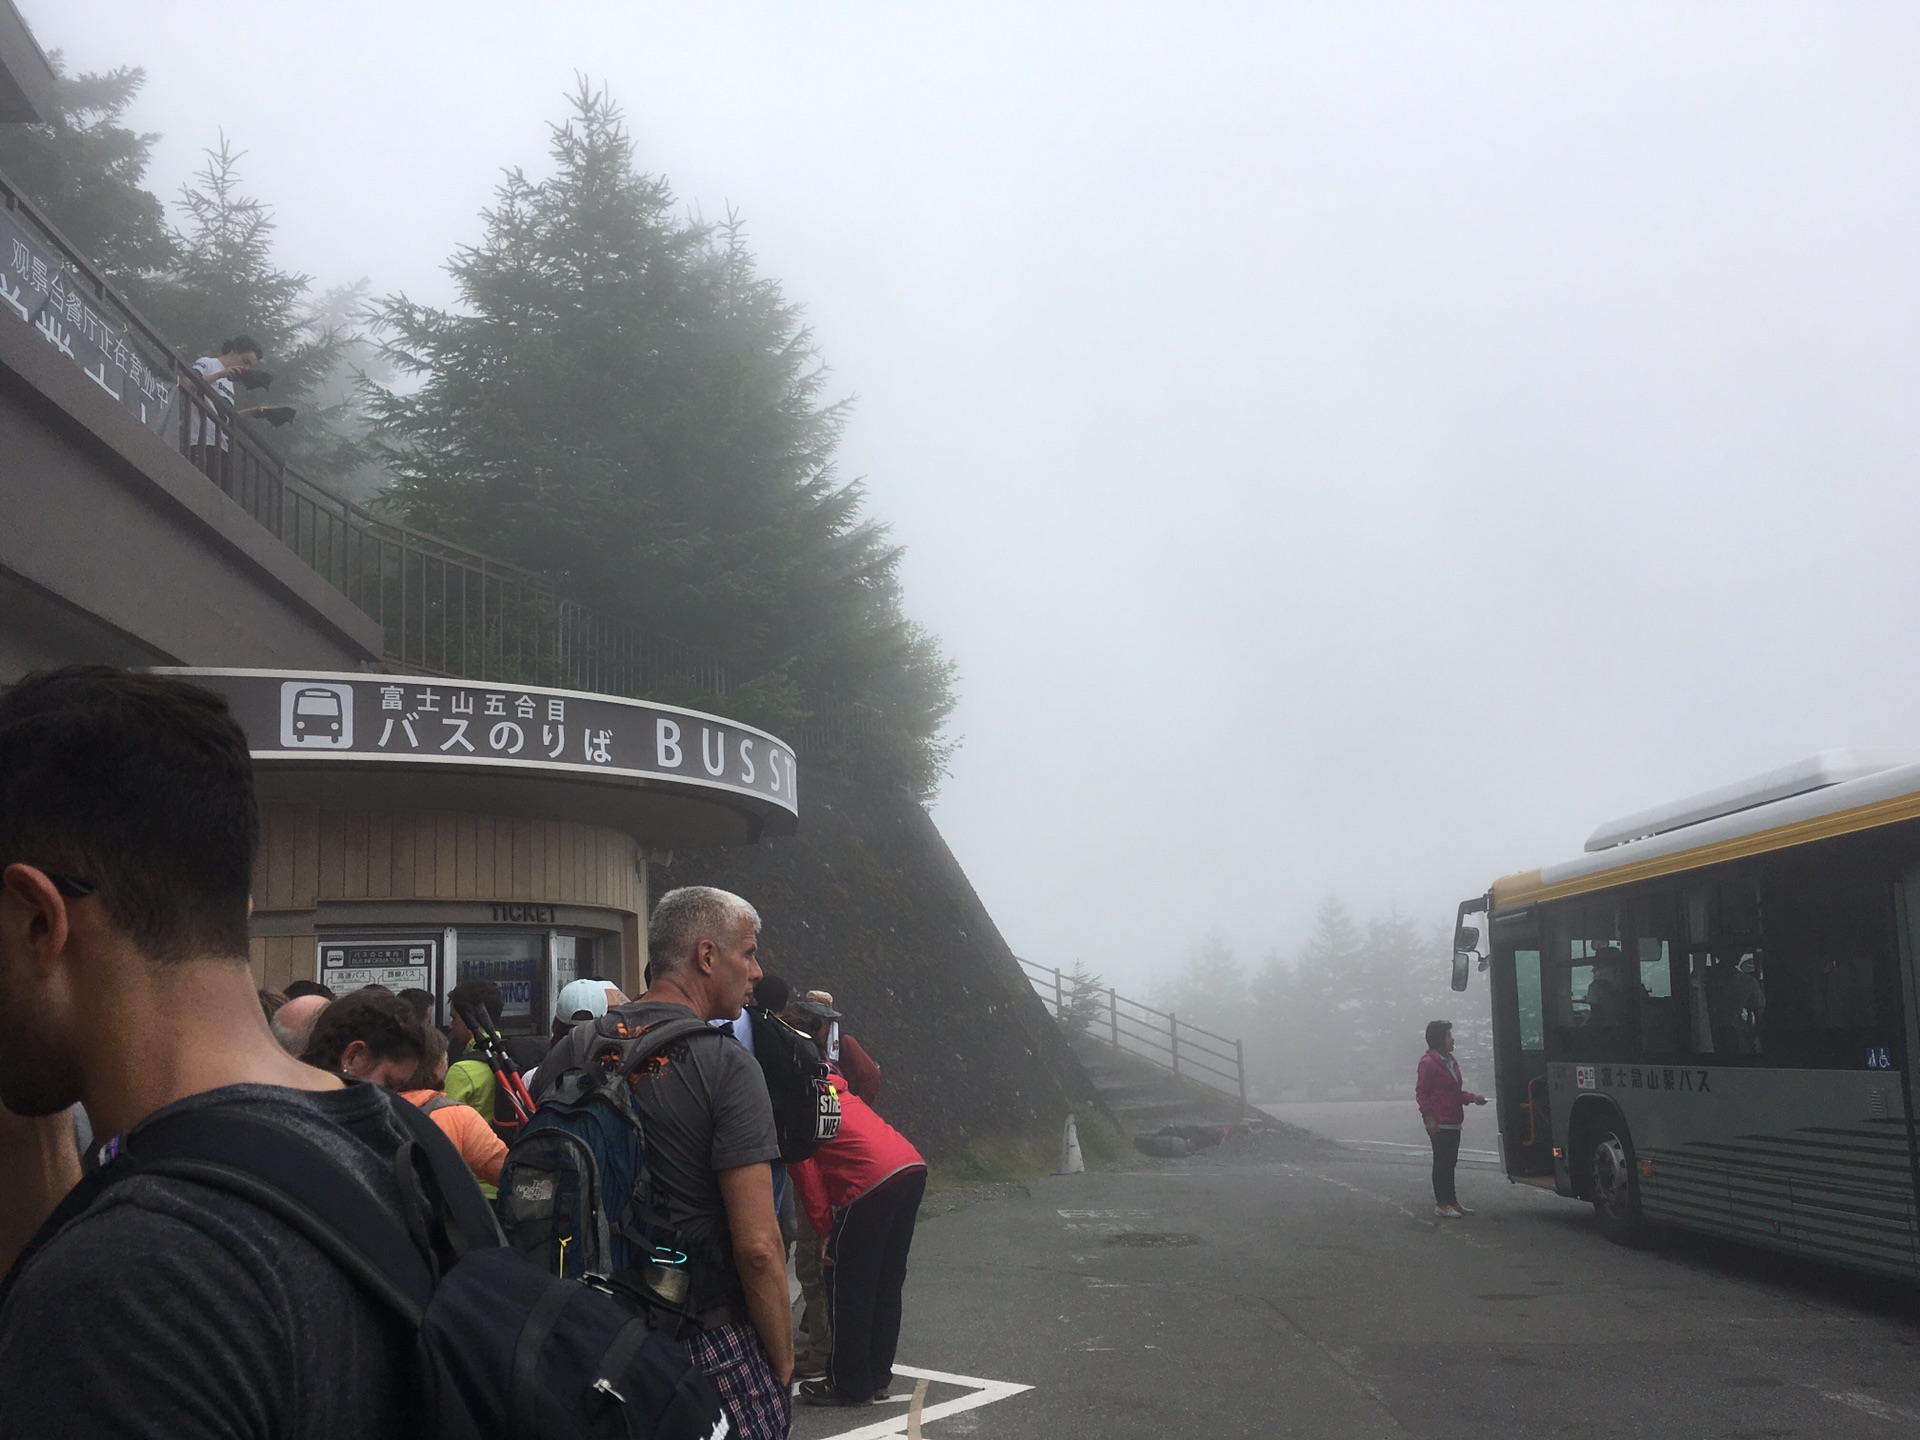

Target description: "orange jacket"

left=403, top=1088, right=507, bottom=1195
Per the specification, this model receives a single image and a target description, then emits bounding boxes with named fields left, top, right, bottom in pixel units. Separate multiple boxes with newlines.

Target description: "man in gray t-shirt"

left=534, top=886, right=792, bottom=1440
left=538, top=998, right=779, bottom=1304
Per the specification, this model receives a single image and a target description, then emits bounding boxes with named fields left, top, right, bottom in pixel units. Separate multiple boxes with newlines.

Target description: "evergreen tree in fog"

left=1153, top=935, right=1249, bottom=1042
left=0, top=59, right=371, bottom=486
left=1227, top=894, right=1491, bottom=1099
left=139, top=141, right=366, bottom=483
left=367, top=82, right=956, bottom=796
left=0, top=55, right=173, bottom=285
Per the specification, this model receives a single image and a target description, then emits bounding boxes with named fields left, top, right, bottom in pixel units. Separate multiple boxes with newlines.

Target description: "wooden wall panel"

left=316, top=809, right=344, bottom=903
left=511, top=818, right=535, bottom=899
left=290, top=807, right=320, bottom=911
left=253, top=806, right=643, bottom=925
left=492, top=815, right=513, bottom=899
left=250, top=934, right=312, bottom=992
left=339, top=810, right=369, bottom=900
left=391, top=814, right=414, bottom=902
left=455, top=813, right=478, bottom=899
left=366, top=812, right=392, bottom=899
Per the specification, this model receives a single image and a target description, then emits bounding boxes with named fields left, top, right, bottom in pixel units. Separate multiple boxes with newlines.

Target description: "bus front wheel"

left=1589, top=1125, right=1646, bottom=1246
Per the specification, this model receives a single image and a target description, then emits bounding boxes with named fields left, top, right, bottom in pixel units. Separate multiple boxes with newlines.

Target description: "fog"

left=31, top=2, right=1920, bottom=996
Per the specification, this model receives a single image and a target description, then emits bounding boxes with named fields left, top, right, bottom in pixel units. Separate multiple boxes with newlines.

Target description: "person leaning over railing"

left=183, top=334, right=265, bottom=454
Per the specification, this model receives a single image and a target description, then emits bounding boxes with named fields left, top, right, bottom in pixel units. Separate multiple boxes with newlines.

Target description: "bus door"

left=1490, top=908, right=1554, bottom=1180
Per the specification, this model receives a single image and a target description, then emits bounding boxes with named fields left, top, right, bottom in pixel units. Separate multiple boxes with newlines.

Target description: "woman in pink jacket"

left=789, top=1071, right=927, bottom=1408
left=1415, top=1019, right=1487, bottom=1219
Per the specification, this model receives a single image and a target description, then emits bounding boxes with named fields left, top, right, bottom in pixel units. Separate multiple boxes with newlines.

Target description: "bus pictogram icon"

left=279, top=681, right=354, bottom=748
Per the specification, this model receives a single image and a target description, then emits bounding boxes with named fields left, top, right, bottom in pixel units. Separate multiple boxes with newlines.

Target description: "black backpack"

left=3, top=1096, right=729, bottom=1440
left=745, top=1006, right=842, bottom=1163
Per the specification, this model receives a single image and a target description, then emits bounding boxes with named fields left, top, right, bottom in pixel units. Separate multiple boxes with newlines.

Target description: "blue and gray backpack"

left=497, top=1015, right=728, bottom=1324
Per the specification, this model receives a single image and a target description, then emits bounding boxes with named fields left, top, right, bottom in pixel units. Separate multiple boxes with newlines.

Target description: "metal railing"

left=1017, top=957, right=1246, bottom=1104
left=0, top=171, right=729, bottom=700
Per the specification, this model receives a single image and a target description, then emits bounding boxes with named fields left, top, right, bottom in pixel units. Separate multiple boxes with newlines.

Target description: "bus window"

left=1683, top=876, right=1766, bottom=1059
left=1545, top=901, right=1630, bottom=1059
left=1623, top=892, right=1681, bottom=1054
left=1759, top=862, right=1893, bottom=1068
left=1516, top=949, right=1544, bottom=1052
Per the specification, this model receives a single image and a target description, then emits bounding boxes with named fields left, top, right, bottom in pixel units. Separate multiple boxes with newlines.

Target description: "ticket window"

left=454, top=929, right=608, bottom=1035
left=456, top=931, right=543, bottom=1035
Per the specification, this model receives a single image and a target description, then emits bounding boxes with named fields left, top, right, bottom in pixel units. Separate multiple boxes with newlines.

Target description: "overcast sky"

left=28, top=2, right=1920, bottom=994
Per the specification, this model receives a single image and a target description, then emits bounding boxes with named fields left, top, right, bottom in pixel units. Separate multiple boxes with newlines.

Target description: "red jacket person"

left=1415, top=1019, right=1487, bottom=1219
left=789, top=1072, right=926, bottom=1406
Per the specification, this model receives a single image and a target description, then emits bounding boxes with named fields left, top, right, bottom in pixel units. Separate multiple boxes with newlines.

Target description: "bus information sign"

left=319, top=939, right=437, bottom=997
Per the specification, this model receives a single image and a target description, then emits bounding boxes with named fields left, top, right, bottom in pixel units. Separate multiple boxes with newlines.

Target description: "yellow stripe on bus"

left=1492, top=785, right=1920, bottom=909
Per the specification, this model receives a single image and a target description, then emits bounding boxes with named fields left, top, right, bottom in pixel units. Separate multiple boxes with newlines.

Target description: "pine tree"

left=1152, top=934, right=1248, bottom=1041
left=1247, top=948, right=1295, bottom=1093
left=1059, top=960, right=1107, bottom=1036
left=1287, top=893, right=1366, bottom=1092
left=138, top=139, right=366, bottom=482
left=367, top=81, right=955, bottom=795
left=1357, top=910, right=1426, bottom=1094
left=0, top=54, right=175, bottom=292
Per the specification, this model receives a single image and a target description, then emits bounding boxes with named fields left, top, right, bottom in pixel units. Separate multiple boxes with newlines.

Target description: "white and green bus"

left=1453, top=751, right=1920, bottom=1276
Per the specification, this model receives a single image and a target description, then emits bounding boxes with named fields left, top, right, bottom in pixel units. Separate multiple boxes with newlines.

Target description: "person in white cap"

left=523, top=978, right=612, bottom=1092
left=556, top=977, right=611, bottom=1028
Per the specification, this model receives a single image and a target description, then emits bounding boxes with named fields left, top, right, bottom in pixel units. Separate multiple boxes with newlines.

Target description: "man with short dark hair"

left=536, top=884, right=792, bottom=1440
left=0, top=666, right=456, bottom=1435
left=396, top=987, right=437, bottom=1025
left=185, top=334, right=271, bottom=452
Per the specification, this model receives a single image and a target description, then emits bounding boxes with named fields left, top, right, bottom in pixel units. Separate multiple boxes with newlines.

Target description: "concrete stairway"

left=1068, top=1030, right=1255, bottom=1135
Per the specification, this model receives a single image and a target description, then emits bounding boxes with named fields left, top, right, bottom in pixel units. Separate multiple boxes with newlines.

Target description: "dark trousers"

left=825, top=1168, right=926, bottom=1401
left=1429, top=1126, right=1461, bottom=1206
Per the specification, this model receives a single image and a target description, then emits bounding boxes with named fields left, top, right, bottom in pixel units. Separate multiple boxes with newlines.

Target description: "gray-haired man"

left=533, top=885, right=793, bottom=1440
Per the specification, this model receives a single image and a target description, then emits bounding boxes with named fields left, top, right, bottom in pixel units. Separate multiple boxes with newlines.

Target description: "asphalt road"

left=790, top=1103, right=1920, bottom=1440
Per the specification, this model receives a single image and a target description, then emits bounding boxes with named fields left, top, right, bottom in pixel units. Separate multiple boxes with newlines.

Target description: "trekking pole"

left=453, top=1003, right=536, bottom=1125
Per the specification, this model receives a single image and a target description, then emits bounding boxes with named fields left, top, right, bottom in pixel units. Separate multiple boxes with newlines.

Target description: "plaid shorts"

left=688, top=1321, right=792, bottom=1440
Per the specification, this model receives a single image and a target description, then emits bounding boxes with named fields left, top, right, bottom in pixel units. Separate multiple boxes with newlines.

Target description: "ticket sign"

left=318, top=939, right=437, bottom=997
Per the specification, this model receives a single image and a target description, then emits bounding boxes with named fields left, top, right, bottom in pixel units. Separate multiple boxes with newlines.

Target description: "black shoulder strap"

left=1, top=1094, right=501, bottom=1328
left=629, top=1016, right=731, bottom=1069
left=384, top=1089, right=506, bottom=1253
left=134, top=1109, right=437, bottom=1317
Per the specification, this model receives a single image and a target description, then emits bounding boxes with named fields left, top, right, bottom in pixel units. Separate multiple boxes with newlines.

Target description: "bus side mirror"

left=1453, top=924, right=1480, bottom=952
left=1451, top=949, right=1471, bottom=992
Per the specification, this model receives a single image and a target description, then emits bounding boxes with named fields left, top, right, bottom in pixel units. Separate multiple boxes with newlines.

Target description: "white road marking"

left=1821, top=1390, right=1920, bottom=1424
left=1056, top=1209, right=1150, bottom=1218
left=805, top=1363, right=1034, bottom=1439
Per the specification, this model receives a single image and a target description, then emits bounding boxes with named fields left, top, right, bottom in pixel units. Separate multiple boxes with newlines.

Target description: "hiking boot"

left=799, top=1379, right=870, bottom=1407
